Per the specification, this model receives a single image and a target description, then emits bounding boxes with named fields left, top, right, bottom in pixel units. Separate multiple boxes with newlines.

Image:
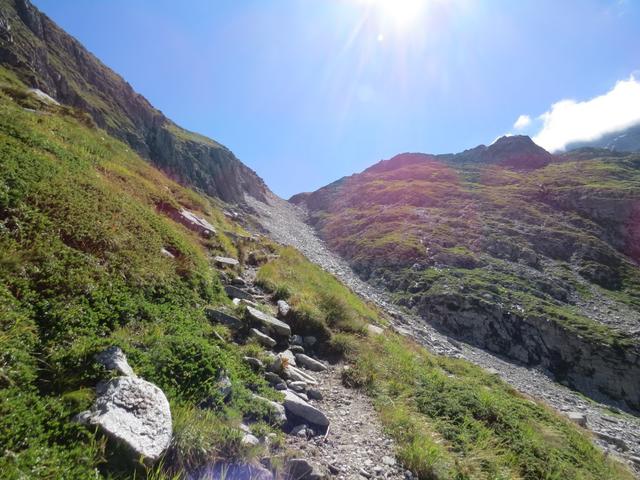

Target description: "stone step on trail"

left=246, top=305, right=291, bottom=337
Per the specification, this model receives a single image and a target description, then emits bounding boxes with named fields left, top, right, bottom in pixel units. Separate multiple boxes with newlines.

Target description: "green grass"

left=256, top=246, right=381, bottom=338
left=256, top=245, right=633, bottom=479
left=347, top=334, right=633, bottom=479
left=0, top=71, right=274, bottom=478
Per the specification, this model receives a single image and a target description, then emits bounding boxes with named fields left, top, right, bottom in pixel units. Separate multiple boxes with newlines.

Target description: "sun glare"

left=359, top=0, right=430, bottom=31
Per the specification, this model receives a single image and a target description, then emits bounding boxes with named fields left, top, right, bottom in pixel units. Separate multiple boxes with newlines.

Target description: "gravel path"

left=285, top=365, right=405, bottom=480
left=247, top=192, right=640, bottom=475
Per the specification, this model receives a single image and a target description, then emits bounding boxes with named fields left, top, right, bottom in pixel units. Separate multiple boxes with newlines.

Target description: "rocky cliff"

left=0, top=0, right=267, bottom=203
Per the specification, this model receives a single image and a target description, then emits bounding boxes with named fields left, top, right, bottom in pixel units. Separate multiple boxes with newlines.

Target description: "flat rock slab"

left=283, top=390, right=329, bottom=427
left=178, top=209, right=216, bottom=237
left=77, top=376, right=172, bottom=461
left=225, top=285, right=255, bottom=302
left=204, top=307, right=243, bottom=329
left=214, top=256, right=240, bottom=267
left=246, top=306, right=291, bottom=337
left=295, top=354, right=327, bottom=372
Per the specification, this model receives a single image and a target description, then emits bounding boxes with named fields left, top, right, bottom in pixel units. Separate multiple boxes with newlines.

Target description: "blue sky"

left=34, top=0, right=640, bottom=198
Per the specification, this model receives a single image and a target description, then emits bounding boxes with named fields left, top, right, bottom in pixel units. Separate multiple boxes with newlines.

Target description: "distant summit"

left=454, top=135, right=553, bottom=169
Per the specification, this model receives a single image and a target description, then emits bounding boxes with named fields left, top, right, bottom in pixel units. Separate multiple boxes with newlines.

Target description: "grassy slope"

left=300, top=154, right=640, bottom=350
left=0, top=69, right=632, bottom=479
left=0, top=68, right=277, bottom=479
left=257, top=247, right=633, bottom=480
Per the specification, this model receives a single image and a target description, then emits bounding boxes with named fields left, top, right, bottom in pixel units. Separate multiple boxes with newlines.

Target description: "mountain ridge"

left=291, top=138, right=640, bottom=412
left=0, top=0, right=267, bottom=204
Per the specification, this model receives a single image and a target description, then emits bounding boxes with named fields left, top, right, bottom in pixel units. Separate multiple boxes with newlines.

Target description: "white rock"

left=246, top=306, right=291, bottom=337
left=27, top=88, right=60, bottom=105
left=283, top=390, right=329, bottom=427
left=277, top=300, right=291, bottom=317
left=95, top=346, right=136, bottom=377
left=214, top=256, right=239, bottom=267
left=77, top=376, right=171, bottom=461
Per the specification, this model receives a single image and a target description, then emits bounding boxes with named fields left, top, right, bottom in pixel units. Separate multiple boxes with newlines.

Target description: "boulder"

left=291, top=335, right=304, bottom=346
left=283, top=390, right=329, bottom=427
left=76, top=376, right=172, bottom=462
left=160, top=247, right=175, bottom=259
left=277, top=300, right=291, bottom=318
left=246, top=306, right=291, bottom=337
left=214, top=256, right=239, bottom=267
left=290, top=345, right=305, bottom=354
left=284, top=458, right=327, bottom=480
left=95, top=346, right=135, bottom=377
left=295, top=354, right=327, bottom=372
left=303, top=336, right=317, bottom=348
left=250, top=328, right=277, bottom=348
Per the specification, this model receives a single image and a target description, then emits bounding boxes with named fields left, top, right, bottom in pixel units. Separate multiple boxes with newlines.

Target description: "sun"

left=359, top=0, right=430, bottom=31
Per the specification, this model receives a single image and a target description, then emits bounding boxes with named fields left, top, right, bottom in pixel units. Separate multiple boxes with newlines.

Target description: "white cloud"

left=513, top=114, right=531, bottom=130
left=530, top=75, right=640, bottom=152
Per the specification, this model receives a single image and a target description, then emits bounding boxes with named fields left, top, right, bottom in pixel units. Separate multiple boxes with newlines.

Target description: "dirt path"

left=246, top=192, right=640, bottom=475
left=284, top=365, right=405, bottom=480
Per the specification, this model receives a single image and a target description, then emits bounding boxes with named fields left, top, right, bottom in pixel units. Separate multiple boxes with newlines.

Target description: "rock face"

left=77, top=376, right=172, bottom=462
left=0, top=0, right=268, bottom=204
left=246, top=306, right=291, bottom=337
left=416, top=293, right=640, bottom=410
left=283, top=390, right=329, bottom=427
